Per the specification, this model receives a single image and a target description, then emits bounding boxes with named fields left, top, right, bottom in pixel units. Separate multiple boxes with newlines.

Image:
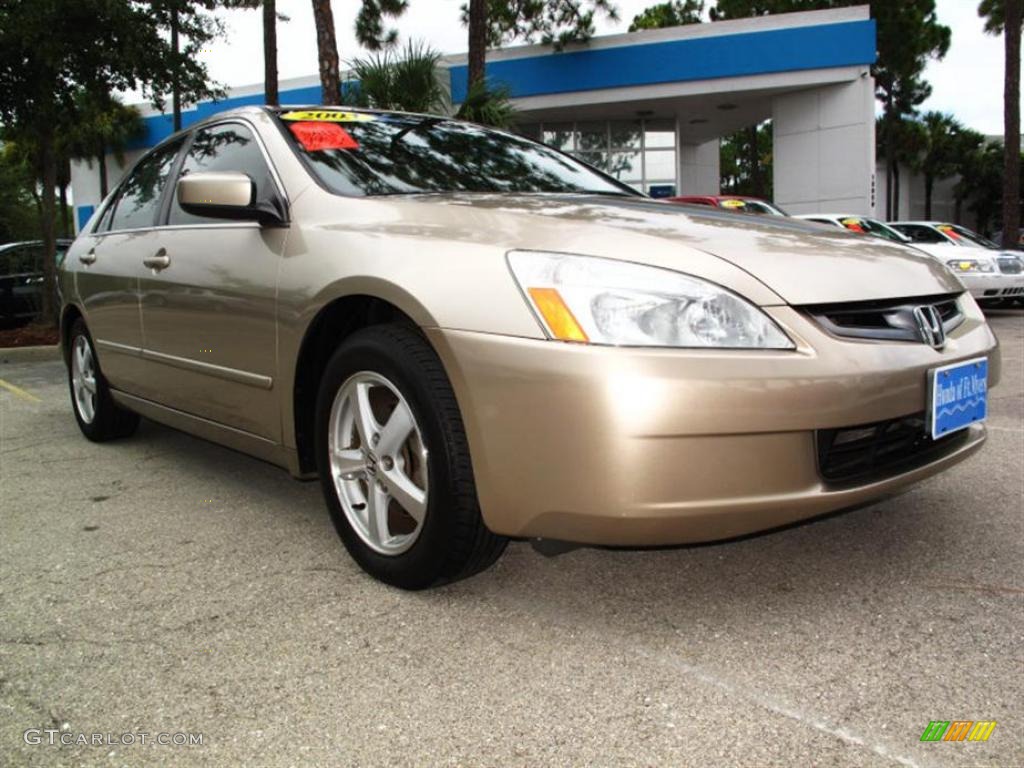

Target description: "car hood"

left=413, top=194, right=963, bottom=306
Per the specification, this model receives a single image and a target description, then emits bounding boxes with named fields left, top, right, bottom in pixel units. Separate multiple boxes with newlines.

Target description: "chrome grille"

left=802, top=294, right=965, bottom=344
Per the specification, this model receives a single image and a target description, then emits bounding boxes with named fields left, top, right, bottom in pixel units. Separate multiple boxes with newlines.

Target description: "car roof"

left=191, top=104, right=454, bottom=132
left=132, top=104, right=490, bottom=165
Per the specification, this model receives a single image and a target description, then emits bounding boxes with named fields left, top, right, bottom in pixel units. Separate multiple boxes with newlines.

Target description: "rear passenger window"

left=169, top=123, right=275, bottom=225
left=108, top=140, right=184, bottom=231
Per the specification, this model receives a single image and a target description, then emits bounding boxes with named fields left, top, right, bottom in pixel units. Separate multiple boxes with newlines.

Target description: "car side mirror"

left=177, top=171, right=286, bottom=227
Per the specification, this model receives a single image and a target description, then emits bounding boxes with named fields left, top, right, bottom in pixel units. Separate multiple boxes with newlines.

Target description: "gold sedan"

left=59, top=106, right=999, bottom=588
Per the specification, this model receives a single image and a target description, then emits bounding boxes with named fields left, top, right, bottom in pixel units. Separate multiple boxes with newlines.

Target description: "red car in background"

left=667, top=195, right=789, bottom=217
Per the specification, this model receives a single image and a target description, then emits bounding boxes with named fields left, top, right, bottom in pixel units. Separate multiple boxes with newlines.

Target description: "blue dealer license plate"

left=928, top=357, right=988, bottom=439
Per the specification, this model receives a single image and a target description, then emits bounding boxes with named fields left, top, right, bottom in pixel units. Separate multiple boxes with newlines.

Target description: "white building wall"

left=772, top=74, right=876, bottom=215
left=678, top=138, right=720, bottom=195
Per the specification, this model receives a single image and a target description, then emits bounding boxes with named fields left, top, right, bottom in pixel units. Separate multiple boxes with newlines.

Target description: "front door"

left=76, top=139, right=185, bottom=394
left=137, top=121, right=286, bottom=441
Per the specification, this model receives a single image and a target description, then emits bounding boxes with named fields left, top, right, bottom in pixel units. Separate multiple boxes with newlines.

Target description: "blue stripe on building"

left=450, top=20, right=876, bottom=102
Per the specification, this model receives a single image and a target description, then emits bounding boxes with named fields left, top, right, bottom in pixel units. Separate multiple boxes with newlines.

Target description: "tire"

left=67, top=319, right=139, bottom=442
left=314, top=323, right=507, bottom=589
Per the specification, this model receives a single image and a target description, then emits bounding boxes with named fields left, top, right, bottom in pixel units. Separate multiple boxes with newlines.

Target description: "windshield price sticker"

left=280, top=110, right=376, bottom=123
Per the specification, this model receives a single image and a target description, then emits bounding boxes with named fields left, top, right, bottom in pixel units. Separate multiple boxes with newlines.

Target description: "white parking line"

left=640, top=650, right=929, bottom=768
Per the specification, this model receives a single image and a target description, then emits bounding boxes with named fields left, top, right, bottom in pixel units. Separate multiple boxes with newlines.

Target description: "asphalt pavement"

left=1, top=312, right=1022, bottom=768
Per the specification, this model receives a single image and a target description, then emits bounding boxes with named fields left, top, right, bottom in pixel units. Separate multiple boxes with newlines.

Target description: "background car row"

left=660, top=195, right=1024, bottom=307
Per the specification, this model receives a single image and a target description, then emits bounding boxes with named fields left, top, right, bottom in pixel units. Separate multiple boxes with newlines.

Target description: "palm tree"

left=455, top=80, right=516, bottom=129
left=979, top=0, right=1022, bottom=247
left=916, top=112, right=964, bottom=220
left=467, top=0, right=488, bottom=90
left=311, top=0, right=341, bottom=105
left=347, top=42, right=447, bottom=113
left=347, top=41, right=517, bottom=128
left=262, top=0, right=279, bottom=105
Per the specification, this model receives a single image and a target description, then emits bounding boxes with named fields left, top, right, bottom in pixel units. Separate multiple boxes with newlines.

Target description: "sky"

left=185, top=0, right=1006, bottom=134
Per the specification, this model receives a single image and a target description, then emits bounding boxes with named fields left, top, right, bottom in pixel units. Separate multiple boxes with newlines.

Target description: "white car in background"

left=890, top=221, right=1024, bottom=304
left=795, top=214, right=912, bottom=245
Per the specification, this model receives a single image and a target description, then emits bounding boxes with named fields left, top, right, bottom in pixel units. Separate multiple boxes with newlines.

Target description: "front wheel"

left=67, top=319, right=139, bottom=441
left=315, top=324, right=506, bottom=589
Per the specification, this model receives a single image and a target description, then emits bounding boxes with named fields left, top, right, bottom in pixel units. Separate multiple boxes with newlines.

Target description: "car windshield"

left=891, top=224, right=949, bottom=244
left=718, top=198, right=788, bottom=216
left=838, top=217, right=909, bottom=243
left=276, top=109, right=640, bottom=198
left=938, top=224, right=999, bottom=249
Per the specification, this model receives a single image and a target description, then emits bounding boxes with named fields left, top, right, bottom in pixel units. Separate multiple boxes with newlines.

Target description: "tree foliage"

left=464, top=0, right=620, bottom=50
left=356, top=0, right=409, bottom=49
left=345, top=41, right=518, bottom=128
left=455, top=80, right=518, bottom=129
left=61, top=91, right=144, bottom=199
left=720, top=122, right=772, bottom=197
left=629, top=1, right=704, bottom=30
left=978, top=0, right=1023, bottom=34
left=957, top=141, right=1022, bottom=237
left=0, top=143, right=39, bottom=243
left=0, top=0, right=216, bottom=323
left=146, top=0, right=232, bottom=128
left=914, top=112, right=967, bottom=219
left=347, top=42, right=447, bottom=113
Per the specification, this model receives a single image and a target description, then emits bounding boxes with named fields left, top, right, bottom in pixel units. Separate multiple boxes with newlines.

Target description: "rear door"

left=75, top=139, right=186, bottom=393
left=137, top=120, right=287, bottom=441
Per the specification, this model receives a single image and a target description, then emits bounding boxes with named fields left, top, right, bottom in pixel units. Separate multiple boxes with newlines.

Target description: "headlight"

left=507, top=251, right=794, bottom=349
left=946, top=258, right=995, bottom=274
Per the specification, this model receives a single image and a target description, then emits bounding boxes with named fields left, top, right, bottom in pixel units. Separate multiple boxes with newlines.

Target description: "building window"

left=520, top=118, right=677, bottom=197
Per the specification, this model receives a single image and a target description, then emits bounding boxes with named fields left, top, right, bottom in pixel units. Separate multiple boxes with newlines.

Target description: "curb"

left=0, top=345, right=62, bottom=364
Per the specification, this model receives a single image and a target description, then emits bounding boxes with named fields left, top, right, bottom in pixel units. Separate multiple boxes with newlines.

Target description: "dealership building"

left=71, top=5, right=880, bottom=231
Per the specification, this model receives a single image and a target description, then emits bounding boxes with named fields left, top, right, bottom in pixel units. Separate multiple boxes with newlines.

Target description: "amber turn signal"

left=527, top=287, right=590, bottom=342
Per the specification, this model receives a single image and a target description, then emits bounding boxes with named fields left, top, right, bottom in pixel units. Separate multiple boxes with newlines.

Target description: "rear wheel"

left=315, top=324, right=506, bottom=589
left=67, top=319, right=139, bottom=441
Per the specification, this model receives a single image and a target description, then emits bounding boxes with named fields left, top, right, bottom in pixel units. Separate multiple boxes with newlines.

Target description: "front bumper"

left=426, top=299, right=999, bottom=546
left=957, top=271, right=1024, bottom=300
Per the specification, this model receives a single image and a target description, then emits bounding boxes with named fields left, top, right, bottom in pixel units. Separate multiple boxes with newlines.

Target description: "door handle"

left=79, top=249, right=96, bottom=265
left=143, top=249, right=170, bottom=271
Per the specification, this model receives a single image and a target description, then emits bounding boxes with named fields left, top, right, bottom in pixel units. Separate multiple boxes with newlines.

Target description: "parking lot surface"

left=1, top=312, right=1022, bottom=768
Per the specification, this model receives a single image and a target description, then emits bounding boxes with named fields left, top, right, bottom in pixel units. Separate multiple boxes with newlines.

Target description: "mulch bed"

left=0, top=324, right=60, bottom=348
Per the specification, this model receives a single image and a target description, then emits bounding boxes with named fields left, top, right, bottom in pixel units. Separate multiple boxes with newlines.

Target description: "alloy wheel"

left=71, top=335, right=97, bottom=424
left=327, top=371, right=430, bottom=555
